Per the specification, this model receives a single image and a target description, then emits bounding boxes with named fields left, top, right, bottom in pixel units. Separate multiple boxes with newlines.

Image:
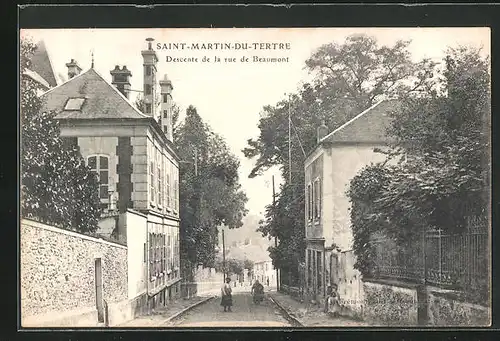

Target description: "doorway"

left=95, top=258, right=104, bottom=323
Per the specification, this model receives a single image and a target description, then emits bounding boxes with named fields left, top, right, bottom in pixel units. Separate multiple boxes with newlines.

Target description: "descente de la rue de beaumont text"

left=156, top=42, right=291, bottom=50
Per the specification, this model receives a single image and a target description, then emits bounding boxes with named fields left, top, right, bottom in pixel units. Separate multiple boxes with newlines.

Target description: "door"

left=95, top=258, right=104, bottom=323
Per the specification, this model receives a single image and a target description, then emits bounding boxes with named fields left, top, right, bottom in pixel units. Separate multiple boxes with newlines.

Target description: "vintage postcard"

left=19, top=27, right=491, bottom=328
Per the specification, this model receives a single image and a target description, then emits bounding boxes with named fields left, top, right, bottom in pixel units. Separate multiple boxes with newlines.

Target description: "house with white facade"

left=303, top=99, right=399, bottom=307
left=39, top=37, right=181, bottom=312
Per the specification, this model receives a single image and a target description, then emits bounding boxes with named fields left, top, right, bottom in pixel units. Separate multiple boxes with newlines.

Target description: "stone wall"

left=427, top=288, right=490, bottom=326
left=362, top=279, right=419, bottom=325
left=182, top=265, right=223, bottom=298
left=20, top=219, right=128, bottom=327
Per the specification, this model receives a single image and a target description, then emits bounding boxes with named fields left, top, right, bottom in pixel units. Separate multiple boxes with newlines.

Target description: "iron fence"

left=370, top=227, right=489, bottom=297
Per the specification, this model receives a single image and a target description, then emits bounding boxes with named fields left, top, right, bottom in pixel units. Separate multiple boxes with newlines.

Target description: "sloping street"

left=166, top=291, right=292, bottom=327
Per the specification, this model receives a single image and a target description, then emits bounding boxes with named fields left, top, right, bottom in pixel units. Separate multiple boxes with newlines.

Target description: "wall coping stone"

left=126, top=208, right=148, bottom=218
left=363, top=277, right=422, bottom=290
left=427, top=285, right=490, bottom=309
left=22, top=219, right=127, bottom=249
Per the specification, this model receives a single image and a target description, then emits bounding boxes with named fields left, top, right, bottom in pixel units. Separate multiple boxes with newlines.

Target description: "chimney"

left=110, top=65, right=133, bottom=99
left=317, top=120, right=328, bottom=143
left=65, top=59, right=82, bottom=79
left=159, top=73, right=174, bottom=141
left=141, top=38, right=159, bottom=118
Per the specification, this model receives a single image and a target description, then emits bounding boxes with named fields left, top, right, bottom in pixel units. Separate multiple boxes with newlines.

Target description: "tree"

left=176, top=106, right=248, bottom=271
left=21, top=36, right=101, bottom=233
left=347, top=45, right=490, bottom=293
left=243, top=34, right=436, bottom=284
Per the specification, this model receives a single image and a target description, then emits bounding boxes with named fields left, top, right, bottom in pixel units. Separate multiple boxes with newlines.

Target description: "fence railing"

left=370, top=228, right=489, bottom=297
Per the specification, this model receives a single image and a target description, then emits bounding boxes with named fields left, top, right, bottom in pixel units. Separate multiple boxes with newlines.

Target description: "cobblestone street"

left=167, top=290, right=292, bottom=327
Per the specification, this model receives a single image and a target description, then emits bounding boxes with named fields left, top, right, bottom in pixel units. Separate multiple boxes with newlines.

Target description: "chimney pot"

left=317, top=120, right=329, bottom=144
left=66, top=59, right=82, bottom=79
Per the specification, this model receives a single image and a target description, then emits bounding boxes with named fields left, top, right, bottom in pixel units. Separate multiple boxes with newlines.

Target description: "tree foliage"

left=175, top=105, right=248, bottom=268
left=347, top=46, right=490, bottom=277
left=21, top=36, right=101, bottom=233
left=243, top=34, right=437, bottom=283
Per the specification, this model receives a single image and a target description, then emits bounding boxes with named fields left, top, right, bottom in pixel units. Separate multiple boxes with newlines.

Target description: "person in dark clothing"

left=220, top=277, right=233, bottom=312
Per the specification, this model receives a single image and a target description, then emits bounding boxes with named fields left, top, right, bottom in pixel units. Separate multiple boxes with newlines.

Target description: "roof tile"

left=323, top=99, right=400, bottom=144
left=41, top=68, right=148, bottom=120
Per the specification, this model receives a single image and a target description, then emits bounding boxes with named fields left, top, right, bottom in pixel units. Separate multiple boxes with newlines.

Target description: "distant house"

left=22, top=40, right=58, bottom=93
left=303, top=99, right=399, bottom=303
left=39, top=38, right=181, bottom=312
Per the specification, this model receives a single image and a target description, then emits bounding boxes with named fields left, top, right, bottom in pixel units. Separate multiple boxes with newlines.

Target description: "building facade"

left=40, top=38, right=181, bottom=311
left=304, top=99, right=399, bottom=304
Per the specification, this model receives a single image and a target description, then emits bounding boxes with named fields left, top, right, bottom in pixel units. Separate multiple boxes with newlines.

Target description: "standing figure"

left=326, top=283, right=341, bottom=317
left=221, top=277, right=233, bottom=312
left=251, top=279, right=264, bottom=304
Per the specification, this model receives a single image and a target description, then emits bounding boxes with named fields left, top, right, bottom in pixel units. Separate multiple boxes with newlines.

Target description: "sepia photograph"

left=19, top=27, right=491, bottom=328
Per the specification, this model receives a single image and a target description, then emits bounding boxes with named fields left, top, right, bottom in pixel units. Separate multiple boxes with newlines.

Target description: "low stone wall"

left=20, top=219, right=128, bottom=327
left=362, top=279, right=419, bottom=325
left=427, top=288, right=490, bottom=326
left=182, top=266, right=223, bottom=298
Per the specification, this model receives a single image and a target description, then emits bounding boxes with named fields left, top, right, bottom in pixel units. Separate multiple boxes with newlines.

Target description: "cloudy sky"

left=21, top=28, right=490, bottom=217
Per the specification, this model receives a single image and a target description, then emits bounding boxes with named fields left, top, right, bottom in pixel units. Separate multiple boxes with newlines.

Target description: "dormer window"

left=64, top=98, right=85, bottom=111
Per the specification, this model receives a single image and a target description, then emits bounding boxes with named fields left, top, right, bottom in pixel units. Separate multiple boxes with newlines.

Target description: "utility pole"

left=288, top=94, right=292, bottom=184
left=287, top=94, right=293, bottom=288
left=194, top=148, right=198, bottom=176
left=222, top=227, right=226, bottom=283
left=272, top=175, right=280, bottom=292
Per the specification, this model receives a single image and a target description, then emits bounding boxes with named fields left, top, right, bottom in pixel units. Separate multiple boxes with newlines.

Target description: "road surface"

left=167, top=291, right=292, bottom=327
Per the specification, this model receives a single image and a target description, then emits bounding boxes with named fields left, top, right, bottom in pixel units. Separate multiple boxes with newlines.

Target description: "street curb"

left=163, top=296, right=216, bottom=323
left=268, top=295, right=304, bottom=327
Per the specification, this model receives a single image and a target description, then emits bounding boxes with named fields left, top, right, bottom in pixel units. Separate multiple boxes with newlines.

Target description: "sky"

left=21, top=28, right=490, bottom=217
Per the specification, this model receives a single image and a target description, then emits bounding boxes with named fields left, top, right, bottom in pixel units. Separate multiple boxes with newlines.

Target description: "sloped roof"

left=321, top=99, right=400, bottom=144
left=30, top=40, right=58, bottom=88
left=40, top=68, right=149, bottom=120
left=23, top=69, right=50, bottom=89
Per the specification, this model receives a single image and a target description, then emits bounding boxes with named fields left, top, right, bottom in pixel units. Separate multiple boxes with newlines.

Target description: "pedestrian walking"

left=220, top=277, right=233, bottom=312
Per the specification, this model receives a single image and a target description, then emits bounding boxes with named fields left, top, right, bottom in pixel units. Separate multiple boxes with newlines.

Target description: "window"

left=146, top=65, right=151, bottom=76
left=150, top=148, right=155, bottom=203
left=145, top=103, right=152, bottom=114
left=314, top=179, right=321, bottom=219
left=87, top=155, right=109, bottom=201
left=149, top=232, right=154, bottom=280
left=307, top=184, right=312, bottom=220
left=157, top=151, right=162, bottom=205
left=145, top=84, right=152, bottom=95
left=163, top=94, right=168, bottom=103
left=166, top=162, right=171, bottom=208
left=162, top=234, right=166, bottom=274
left=174, top=168, right=179, bottom=211
left=163, top=110, right=168, bottom=119
left=64, top=98, right=85, bottom=111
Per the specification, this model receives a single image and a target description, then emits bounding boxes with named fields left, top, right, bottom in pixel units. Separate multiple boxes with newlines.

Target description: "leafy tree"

left=243, top=34, right=436, bottom=284
left=176, top=105, right=248, bottom=273
left=347, top=45, right=490, bottom=295
left=21, top=36, right=101, bottom=233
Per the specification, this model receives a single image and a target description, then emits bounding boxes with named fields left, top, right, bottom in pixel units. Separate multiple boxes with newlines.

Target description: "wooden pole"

left=222, top=228, right=226, bottom=283
left=273, top=175, right=279, bottom=291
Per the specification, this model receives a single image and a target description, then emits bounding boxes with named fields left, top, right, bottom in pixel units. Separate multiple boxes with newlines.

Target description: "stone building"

left=40, top=38, right=181, bottom=311
left=303, top=99, right=398, bottom=304
left=22, top=40, right=58, bottom=94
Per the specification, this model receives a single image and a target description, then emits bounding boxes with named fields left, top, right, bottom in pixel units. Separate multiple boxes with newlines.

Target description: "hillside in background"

left=218, top=213, right=273, bottom=260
